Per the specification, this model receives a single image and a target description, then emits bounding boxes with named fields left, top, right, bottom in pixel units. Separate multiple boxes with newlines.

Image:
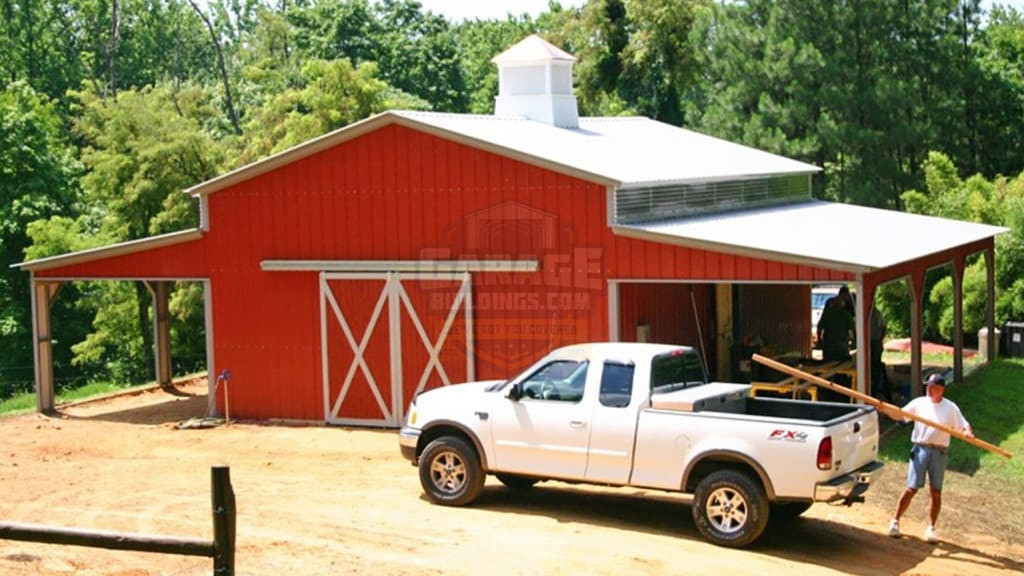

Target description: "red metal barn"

left=18, top=36, right=1005, bottom=425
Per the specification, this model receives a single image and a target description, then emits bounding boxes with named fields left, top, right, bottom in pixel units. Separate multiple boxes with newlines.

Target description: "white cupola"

left=492, top=34, right=579, bottom=129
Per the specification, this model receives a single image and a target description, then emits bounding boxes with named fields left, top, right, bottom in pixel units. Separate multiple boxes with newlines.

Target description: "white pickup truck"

left=399, top=343, right=882, bottom=547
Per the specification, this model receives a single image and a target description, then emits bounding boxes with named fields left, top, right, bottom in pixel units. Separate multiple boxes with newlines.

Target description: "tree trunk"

left=186, top=0, right=242, bottom=134
left=134, top=282, right=155, bottom=382
left=107, top=0, right=121, bottom=99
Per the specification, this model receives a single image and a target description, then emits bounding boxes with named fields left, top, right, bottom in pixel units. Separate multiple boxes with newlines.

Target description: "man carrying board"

left=883, top=373, right=974, bottom=543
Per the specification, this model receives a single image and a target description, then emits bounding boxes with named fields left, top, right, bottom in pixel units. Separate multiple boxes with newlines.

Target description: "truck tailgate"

left=828, top=407, right=879, bottom=475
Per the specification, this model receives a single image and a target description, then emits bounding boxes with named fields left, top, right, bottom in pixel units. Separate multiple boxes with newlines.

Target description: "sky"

left=416, top=0, right=1024, bottom=23
left=416, top=0, right=585, bottom=22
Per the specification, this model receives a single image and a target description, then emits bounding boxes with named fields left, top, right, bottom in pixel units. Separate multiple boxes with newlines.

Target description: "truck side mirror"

left=507, top=383, right=522, bottom=401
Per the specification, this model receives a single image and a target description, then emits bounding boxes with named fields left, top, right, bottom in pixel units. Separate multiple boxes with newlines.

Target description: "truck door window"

left=651, top=350, right=707, bottom=393
left=599, top=362, right=635, bottom=407
left=520, top=360, right=588, bottom=402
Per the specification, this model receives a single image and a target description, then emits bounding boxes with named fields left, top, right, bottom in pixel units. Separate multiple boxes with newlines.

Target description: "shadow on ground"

left=56, top=388, right=209, bottom=425
left=461, top=483, right=1024, bottom=575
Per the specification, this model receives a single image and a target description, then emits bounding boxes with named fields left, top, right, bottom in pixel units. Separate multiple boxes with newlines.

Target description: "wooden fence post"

left=211, top=466, right=236, bottom=575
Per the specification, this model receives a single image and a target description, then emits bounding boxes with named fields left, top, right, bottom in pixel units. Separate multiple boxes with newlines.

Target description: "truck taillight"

left=817, top=436, right=833, bottom=470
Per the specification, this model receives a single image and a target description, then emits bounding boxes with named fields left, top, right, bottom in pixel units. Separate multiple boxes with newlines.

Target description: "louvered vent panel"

left=615, top=174, right=811, bottom=224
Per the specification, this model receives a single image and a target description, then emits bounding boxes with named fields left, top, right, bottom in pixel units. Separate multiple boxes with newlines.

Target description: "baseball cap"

left=925, top=373, right=946, bottom=387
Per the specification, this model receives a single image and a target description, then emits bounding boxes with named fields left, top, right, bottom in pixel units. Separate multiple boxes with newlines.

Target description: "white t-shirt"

left=902, top=396, right=971, bottom=447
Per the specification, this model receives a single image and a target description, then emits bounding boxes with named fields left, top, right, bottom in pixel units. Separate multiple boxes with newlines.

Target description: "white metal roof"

left=186, top=111, right=821, bottom=196
left=393, top=111, right=821, bottom=188
left=491, top=34, right=576, bottom=64
left=613, top=201, right=1007, bottom=273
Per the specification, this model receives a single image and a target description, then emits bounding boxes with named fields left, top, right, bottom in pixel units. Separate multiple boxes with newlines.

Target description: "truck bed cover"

left=650, top=382, right=750, bottom=412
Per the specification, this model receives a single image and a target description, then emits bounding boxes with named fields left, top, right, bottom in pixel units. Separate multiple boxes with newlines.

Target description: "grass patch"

left=881, top=349, right=984, bottom=368
left=0, top=381, right=144, bottom=417
left=1, top=372, right=207, bottom=417
left=878, top=358, right=1024, bottom=539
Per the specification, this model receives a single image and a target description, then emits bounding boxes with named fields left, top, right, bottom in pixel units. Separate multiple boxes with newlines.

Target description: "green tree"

left=241, top=57, right=428, bottom=162
left=902, top=151, right=1024, bottom=339
left=27, top=83, right=226, bottom=384
left=0, top=0, right=84, bottom=105
left=689, top=0, right=997, bottom=207
left=557, top=0, right=706, bottom=122
left=0, top=82, right=80, bottom=396
left=286, top=0, right=466, bottom=111
left=968, top=6, right=1024, bottom=178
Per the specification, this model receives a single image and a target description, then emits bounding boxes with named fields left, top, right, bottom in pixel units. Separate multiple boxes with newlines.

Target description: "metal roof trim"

left=261, top=260, right=540, bottom=273
left=186, top=112, right=396, bottom=197
left=611, top=201, right=1008, bottom=274
left=184, top=111, right=621, bottom=198
left=13, top=229, right=204, bottom=272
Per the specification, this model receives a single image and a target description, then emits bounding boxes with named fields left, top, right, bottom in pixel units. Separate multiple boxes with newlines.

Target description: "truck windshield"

left=650, top=350, right=706, bottom=393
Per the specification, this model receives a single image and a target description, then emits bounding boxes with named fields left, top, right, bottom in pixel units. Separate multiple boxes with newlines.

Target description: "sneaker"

left=924, top=525, right=938, bottom=543
left=888, top=519, right=900, bottom=538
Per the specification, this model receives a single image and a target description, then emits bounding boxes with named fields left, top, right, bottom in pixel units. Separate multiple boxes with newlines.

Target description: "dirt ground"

left=1, top=380, right=1022, bottom=576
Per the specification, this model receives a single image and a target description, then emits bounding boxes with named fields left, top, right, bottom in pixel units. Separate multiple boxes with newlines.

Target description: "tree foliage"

left=0, top=82, right=79, bottom=394
left=900, top=151, right=1024, bottom=341
left=240, top=58, right=428, bottom=163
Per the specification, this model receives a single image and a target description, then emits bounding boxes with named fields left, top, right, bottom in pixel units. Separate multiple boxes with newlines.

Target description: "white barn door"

left=320, top=271, right=474, bottom=426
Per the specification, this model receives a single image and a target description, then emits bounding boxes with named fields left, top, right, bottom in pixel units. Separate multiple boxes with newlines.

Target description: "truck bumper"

left=399, top=426, right=421, bottom=463
left=814, top=461, right=884, bottom=505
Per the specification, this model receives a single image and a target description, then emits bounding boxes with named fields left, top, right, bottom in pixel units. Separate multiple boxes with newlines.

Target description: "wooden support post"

left=985, top=247, right=996, bottom=363
left=152, top=281, right=172, bottom=388
left=909, top=272, right=924, bottom=398
left=854, top=277, right=868, bottom=395
left=952, top=256, right=965, bottom=383
left=716, top=283, right=732, bottom=381
left=31, top=277, right=62, bottom=413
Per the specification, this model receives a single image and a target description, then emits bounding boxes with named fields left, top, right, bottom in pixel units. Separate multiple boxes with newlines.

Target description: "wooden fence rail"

left=0, top=466, right=235, bottom=574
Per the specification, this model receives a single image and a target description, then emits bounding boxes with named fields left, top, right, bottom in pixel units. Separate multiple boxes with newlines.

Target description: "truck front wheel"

left=692, top=469, right=769, bottom=548
left=419, top=436, right=485, bottom=506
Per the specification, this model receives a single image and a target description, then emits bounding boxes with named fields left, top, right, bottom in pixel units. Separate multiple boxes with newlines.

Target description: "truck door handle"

left=570, top=420, right=587, bottom=429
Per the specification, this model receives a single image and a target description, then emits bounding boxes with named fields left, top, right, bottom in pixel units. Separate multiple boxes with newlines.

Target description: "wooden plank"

left=752, top=354, right=1012, bottom=458
left=0, top=522, right=214, bottom=557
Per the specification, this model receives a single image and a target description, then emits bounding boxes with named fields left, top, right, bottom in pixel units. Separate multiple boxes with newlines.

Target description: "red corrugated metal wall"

left=34, top=122, right=852, bottom=421
left=617, top=283, right=716, bottom=374
left=736, top=284, right=812, bottom=358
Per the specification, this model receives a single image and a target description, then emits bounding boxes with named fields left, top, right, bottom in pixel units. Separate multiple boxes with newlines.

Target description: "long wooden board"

left=751, top=354, right=1012, bottom=459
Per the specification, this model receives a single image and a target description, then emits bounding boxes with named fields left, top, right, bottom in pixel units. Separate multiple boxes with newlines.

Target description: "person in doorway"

left=884, top=373, right=974, bottom=543
left=825, top=285, right=855, bottom=318
left=816, top=292, right=854, bottom=361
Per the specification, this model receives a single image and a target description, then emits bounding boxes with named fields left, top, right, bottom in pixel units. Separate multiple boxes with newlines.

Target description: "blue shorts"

left=907, top=444, right=947, bottom=490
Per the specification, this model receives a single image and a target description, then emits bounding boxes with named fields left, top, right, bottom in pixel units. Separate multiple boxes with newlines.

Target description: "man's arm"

left=955, top=405, right=975, bottom=438
left=879, top=404, right=906, bottom=422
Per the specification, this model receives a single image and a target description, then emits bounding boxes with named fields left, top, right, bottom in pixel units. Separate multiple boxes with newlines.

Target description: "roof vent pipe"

left=492, top=34, right=579, bottom=129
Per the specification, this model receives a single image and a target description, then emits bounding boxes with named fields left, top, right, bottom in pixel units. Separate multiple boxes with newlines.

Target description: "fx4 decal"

left=768, top=429, right=808, bottom=442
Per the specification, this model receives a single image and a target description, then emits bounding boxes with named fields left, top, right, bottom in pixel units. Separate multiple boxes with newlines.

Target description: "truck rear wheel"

left=419, top=436, right=485, bottom=506
left=692, top=469, right=769, bottom=548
